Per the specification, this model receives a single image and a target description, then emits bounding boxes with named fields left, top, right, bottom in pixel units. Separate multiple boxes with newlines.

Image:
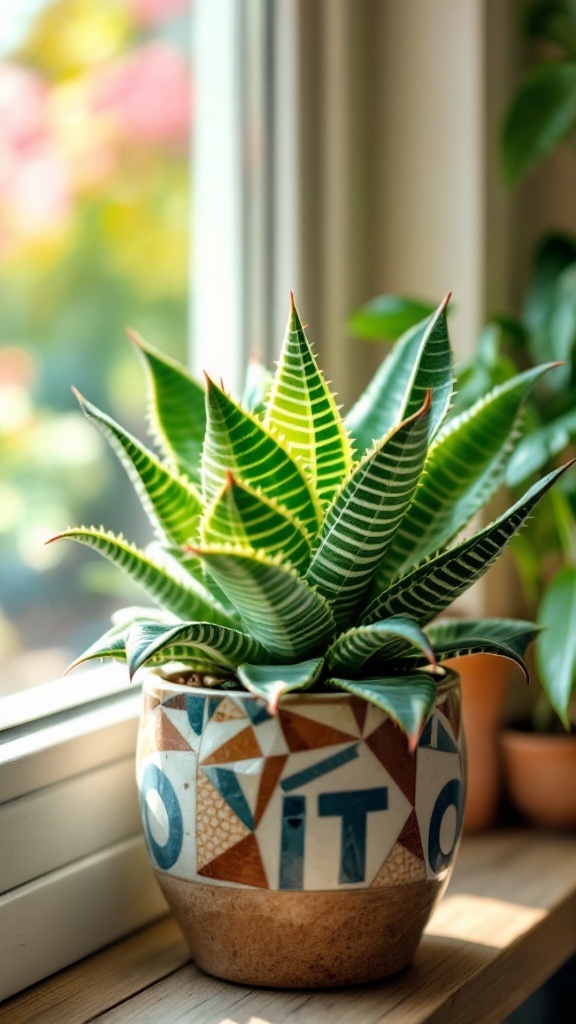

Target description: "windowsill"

left=3, top=828, right=576, bottom=1023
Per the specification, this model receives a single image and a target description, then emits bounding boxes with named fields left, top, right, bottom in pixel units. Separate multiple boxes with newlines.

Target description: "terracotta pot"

left=136, top=670, right=465, bottom=987
left=500, top=728, right=576, bottom=829
left=446, top=654, right=510, bottom=834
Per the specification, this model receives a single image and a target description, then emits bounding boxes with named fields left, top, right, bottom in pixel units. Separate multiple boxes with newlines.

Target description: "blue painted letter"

left=318, top=788, right=388, bottom=884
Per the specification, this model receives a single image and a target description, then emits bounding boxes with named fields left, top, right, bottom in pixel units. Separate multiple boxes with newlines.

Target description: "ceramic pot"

left=136, top=670, right=465, bottom=988
left=500, top=728, right=576, bottom=829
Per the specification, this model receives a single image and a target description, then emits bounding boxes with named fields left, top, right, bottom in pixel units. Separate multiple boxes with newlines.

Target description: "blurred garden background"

left=0, top=0, right=192, bottom=694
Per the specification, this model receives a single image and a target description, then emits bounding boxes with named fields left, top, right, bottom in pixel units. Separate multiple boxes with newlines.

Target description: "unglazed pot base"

left=157, top=872, right=446, bottom=987
left=137, top=673, right=465, bottom=987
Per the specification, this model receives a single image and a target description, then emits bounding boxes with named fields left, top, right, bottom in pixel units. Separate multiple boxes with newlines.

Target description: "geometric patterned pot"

left=137, top=669, right=465, bottom=987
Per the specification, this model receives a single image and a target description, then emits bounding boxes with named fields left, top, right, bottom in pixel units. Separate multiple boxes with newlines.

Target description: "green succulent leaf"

left=193, top=545, right=337, bottom=660
left=363, top=463, right=573, bottom=627
left=535, top=566, right=576, bottom=727
left=74, top=391, right=202, bottom=547
left=237, top=658, right=324, bottom=713
left=327, top=675, right=438, bottom=747
left=67, top=621, right=130, bottom=671
left=264, top=296, right=353, bottom=506
left=326, top=617, right=436, bottom=674
left=130, top=330, right=206, bottom=483
left=126, top=620, right=271, bottom=677
left=200, top=474, right=311, bottom=574
left=506, top=407, right=576, bottom=487
left=379, top=364, right=558, bottom=583
left=347, top=294, right=437, bottom=341
left=501, top=61, right=576, bottom=187
left=389, top=618, right=539, bottom=680
left=306, top=393, right=431, bottom=627
left=202, top=377, right=321, bottom=535
left=346, top=294, right=452, bottom=456
left=49, top=528, right=235, bottom=625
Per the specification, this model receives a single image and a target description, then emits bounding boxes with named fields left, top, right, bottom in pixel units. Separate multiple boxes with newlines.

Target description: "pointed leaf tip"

left=440, top=292, right=452, bottom=312
left=289, top=290, right=296, bottom=311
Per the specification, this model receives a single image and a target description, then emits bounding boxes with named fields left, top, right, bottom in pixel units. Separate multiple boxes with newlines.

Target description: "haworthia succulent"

left=126, top=620, right=272, bottom=677
left=264, top=296, right=353, bottom=506
left=385, top=618, right=540, bottom=679
left=326, top=616, right=436, bottom=674
left=201, top=377, right=322, bottom=536
left=237, top=658, right=324, bottom=713
left=306, top=394, right=431, bottom=627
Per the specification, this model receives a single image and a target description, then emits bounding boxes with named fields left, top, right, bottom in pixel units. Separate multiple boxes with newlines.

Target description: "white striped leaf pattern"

left=264, top=297, right=353, bottom=506
left=49, top=528, right=235, bottom=625
left=306, top=393, right=431, bottom=628
left=362, top=464, right=572, bottom=628
left=377, top=364, right=557, bottom=585
left=327, top=675, right=438, bottom=747
left=202, top=377, right=322, bottom=536
left=75, top=391, right=202, bottom=547
left=126, top=620, right=271, bottom=676
left=326, top=616, right=436, bottom=674
left=68, top=621, right=223, bottom=676
left=130, top=330, right=206, bottom=483
left=193, top=546, right=337, bottom=660
left=200, top=475, right=311, bottom=574
left=346, top=295, right=452, bottom=455
left=237, top=658, right=324, bottom=713
left=381, top=618, right=539, bottom=679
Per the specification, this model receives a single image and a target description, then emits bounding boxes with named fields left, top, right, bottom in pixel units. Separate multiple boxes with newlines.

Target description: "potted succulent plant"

left=50, top=294, right=570, bottom=987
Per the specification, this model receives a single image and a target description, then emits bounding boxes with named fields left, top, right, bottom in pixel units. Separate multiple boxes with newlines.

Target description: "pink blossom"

left=92, top=42, right=191, bottom=145
left=127, top=0, right=189, bottom=27
left=0, top=62, right=49, bottom=154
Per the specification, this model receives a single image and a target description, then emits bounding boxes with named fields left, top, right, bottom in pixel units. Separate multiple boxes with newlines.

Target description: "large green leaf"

left=200, top=474, right=311, bottom=574
left=327, top=675, right=438, bottom=748
left=501, top=61, right=576, bottom=186
left=192, top=545, right=336, bottom=660
left=506, top=406, right=576, bottom=487
left=379, top=364, right=557, bottom=583
left=387, top=618, right=539, bottom=680
left=67, top=621, right=130, bottom=672
left=523, top=233, right=576, bottom=365
left=346, top=295, right=452, bottom=455
left=362, top=464, right=573, bottom=627
left=237, top=658, right=324, bottom=713
left=126, top=620, right=272, bottom=677
left=264, top=296, right=353, bottom=506
left=74, top=391, right=202, bottom=547
left=535, top=566, right=576, bottom=727
left=202, top=377, right=321, bottom=535
left=49, top=528, right=234, bottom=624
left=326, top=617, right=436, bottom=674
left=129, top=329, right=206, bottom=483
left=307, top=395, right=431, bottom=627
left=347, top=294, right=436, bottom=341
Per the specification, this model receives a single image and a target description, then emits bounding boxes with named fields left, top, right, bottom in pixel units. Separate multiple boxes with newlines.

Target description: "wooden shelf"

left=2, top=829, right=576, bottom=1024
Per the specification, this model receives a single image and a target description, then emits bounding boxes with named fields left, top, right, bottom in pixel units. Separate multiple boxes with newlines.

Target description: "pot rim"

left=141, top=665, right=460, bottom=700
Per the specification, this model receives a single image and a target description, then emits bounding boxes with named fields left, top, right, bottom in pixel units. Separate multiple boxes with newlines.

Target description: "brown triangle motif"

left=278, top=709, right=357, bottom=752
left=201, top=726, right=261, bottom=765
left=365, top=719, right=417, bottom=804
left=212, top=697, right=247, bottom=722
left=155, top=710, right=192, bottom=753
left=396, top=809, right=425, bottom=861
left=351, top=698, right=368, bottom=735
left=254, top=755, right=288, bottom=826
left=371, top=842, right=427, bottom=887
left=198, top=833, right=269, bottom=888
left=196, top=773, right=250, bottom=869
left=163, top=694, right=188, bottom=711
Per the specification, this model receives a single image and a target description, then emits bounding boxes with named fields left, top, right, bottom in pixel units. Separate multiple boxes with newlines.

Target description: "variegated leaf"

left=200, top=474, right=311, bottom=574
left=346, top=294, right=452, bottom=454
left=378, top=364, right=558, bottom=583
left=306, top=393, right=431, bottom=628
left=237, top=658, right=324, bottom=713
left=126, top=620, right=271, bottom=677
left=326, top=617, right=436, bottom=674
left=67, top=621, right=130, bottom=672
left=48, top=528, right=235, bottom=625
left=202, top=377, right=322, bottom=535
left=264, top=295, right=353, bottom=505
left=129, top=329, right=206, bottom=483
left=362, top=464, right=573, bottom=627
left=192, top=545, right=337, bottom=660
left=74, top=390, right=202, bottom=547
left=385, top=618, right=539, bottom=680
left=327, top=675, right=438, bottom=747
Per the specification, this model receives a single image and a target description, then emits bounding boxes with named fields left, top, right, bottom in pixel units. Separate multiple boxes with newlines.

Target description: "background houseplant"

left=51, top=294, right=570, bottom=985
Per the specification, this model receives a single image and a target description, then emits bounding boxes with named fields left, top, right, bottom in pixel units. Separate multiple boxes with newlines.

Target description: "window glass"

left=0, top=0, right=192, bottom=695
